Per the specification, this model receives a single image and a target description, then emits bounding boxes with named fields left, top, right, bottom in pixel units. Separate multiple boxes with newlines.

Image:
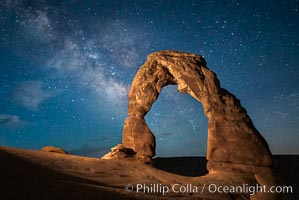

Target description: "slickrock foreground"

left=1, top=146, right=296, bottom=200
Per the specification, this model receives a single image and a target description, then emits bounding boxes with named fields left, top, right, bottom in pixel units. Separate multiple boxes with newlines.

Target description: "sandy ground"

left=0, top=146, right=297, bottom=199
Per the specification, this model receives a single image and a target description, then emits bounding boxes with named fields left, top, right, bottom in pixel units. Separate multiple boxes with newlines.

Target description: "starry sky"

left=0, top=0, right=298, bottom=157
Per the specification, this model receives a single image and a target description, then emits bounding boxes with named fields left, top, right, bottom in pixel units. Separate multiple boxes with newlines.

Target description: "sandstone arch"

left=104, top=50, right=272, bottom=172
left=122, top=50, right=272, bottom=169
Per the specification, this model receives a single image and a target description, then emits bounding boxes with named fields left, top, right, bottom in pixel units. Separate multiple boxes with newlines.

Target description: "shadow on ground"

left=0, top=150, right=132, bottom=200
left=152, top=157, right=208, bottom=177
left=153, top=155, right=299, bottom=199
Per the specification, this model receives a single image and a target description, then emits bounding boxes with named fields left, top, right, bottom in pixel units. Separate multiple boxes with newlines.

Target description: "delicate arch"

left=121, top=50, right=272, bottom=170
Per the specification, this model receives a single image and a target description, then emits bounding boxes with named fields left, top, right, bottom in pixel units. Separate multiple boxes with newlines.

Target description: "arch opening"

left=145, top=85, right=207, bottom=157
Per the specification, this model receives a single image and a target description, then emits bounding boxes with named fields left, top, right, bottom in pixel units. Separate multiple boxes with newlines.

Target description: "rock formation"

left=118, top=50, right=272, bottom=167
left=103, top=50, right=273, bottom=172
left=101, top=144, right=135, bottom=160
left=101, top=144, right=152, bottom=163
left=41, top=146, right=68, bottom=154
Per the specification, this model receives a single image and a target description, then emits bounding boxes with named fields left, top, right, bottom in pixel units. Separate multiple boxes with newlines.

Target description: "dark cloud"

left=12, top=81, right=54, bottom=110
left=160, top=132, right=177, bottom=136
left=0, top=114, right=23, bottom=126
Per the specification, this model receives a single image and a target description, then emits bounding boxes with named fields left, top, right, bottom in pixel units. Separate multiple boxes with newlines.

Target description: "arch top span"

left=105, top=50, right=272, bottom=172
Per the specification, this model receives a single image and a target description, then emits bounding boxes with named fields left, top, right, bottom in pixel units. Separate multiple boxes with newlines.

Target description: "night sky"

left=0, top=0, right=298, bottom=157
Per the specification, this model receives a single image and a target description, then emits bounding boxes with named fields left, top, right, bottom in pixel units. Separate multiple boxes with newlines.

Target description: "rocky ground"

left=0, top=146, right=297, bottom=200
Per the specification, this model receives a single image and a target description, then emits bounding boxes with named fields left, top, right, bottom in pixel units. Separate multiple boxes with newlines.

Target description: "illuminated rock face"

left=41, top=146, right=68, bottom=154
left=121, top=50, right=272, bottom=169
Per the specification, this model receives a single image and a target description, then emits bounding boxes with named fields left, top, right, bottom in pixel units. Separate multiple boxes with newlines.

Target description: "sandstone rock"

left=101, top=144, right=135, bottom=159
left=120, top=50, right=272, bottom=170
left=41, top=146, right=68, bottom=154
left=101, top=144, right=151, bottom=163
left=122, top=116, right=156, bottom=157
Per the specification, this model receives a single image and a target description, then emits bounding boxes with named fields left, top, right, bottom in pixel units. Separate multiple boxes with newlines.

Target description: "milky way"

left=0, top=0, right=298, bottom=157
